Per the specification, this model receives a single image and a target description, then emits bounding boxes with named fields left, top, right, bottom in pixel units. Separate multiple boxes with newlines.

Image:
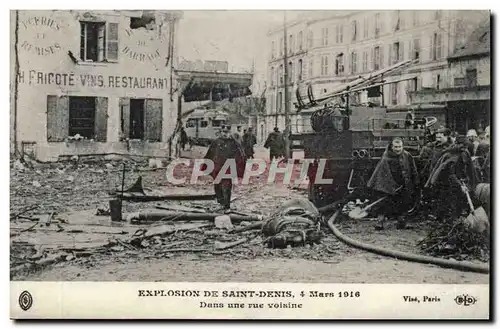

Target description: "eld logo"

left=454, top=294, right=477, bottom=307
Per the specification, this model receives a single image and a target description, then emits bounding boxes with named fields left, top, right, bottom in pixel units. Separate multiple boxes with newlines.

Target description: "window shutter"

left=47, top=95, right=69, bottom=142
left=94, top=97, right=108, bottom=142
left=119, top=98, right=130, bottom=140
left=145, top=99, right=163, bottom=142
left=106, top=22, right=119, bottom=62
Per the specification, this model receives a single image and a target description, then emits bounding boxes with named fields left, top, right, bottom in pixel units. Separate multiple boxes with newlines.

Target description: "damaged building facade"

left=10, top=10, right=183, bottom=161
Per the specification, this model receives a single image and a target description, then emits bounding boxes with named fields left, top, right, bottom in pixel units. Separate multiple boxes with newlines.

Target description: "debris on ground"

left=418, top=216, right=490, bottom=262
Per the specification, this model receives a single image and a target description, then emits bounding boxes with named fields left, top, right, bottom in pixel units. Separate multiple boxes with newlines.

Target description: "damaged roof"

left=448, top=20, right=490, bottom=60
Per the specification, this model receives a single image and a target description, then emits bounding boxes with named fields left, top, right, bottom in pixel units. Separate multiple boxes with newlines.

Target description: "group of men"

left=367, top=126, right=491, bottom=230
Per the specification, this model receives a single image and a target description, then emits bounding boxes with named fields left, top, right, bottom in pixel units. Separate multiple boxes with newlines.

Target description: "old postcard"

left=9, top=8, right=491, bottom=320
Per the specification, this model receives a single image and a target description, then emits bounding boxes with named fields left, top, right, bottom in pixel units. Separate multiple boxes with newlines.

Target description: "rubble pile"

left=418, top=216, right=490, bottom=262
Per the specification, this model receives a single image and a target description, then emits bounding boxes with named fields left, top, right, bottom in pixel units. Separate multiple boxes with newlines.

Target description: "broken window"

left=119, top=98, right=163, bottom=141
left=130, top=12, right=155, bottom=30
left=47, top=95, right=108, bottom=142
left=80, top=21, right=119, bottom=62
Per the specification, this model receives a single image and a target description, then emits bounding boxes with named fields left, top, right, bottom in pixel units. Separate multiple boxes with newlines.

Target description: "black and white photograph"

left=9, top=7, right=492, bottom=319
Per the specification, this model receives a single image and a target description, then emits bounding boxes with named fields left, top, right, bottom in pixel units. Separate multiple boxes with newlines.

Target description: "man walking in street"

left=243, top=127, right=257, bottom=159
left=367, top=138, right=420, bottom=230
left=203, top=125, right=246, bottom=212
left=264, top=127, right=285, bottom=161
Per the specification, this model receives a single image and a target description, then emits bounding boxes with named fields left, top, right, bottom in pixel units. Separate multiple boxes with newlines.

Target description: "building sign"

left=122, top=28, right=167, bottom=63
left=17, top=70, right=169, bottom=89
left=203, top=60, right=229, bottom=73
left=19, top=16, right=64, bottom=56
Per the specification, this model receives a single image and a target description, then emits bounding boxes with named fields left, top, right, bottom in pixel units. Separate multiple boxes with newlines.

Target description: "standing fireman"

left=203, top=125, right=246, bottom=211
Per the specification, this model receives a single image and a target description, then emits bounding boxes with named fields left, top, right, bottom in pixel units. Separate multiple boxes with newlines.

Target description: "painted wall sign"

left=122, top=28, right=167, bottom=62
left=19, top=16, right=63, bottom=56
left=17, top=70, right=169, bottom=89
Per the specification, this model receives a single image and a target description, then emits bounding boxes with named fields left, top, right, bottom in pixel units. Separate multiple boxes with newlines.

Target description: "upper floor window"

left=289, top=34, right=294, bottom=53
left=336, top=25, right=343, bottom=43
left=307, top=31, right=314, bottom=48
left=321, top=27, right=329, bottom=46
left=335, top=53, right=344, bottom=75
left=271, top=41, right=276, bottom=59
left=363, top=17, right=369, bottom=39
left=80, top=21, right=119, bottom=62
left=375, top=13, right=381, bottom=38
left=298, top=31, right=303, bottom=50
left=321, top=56, right=329, bottom=76
left=351, top=20, right=358, bottom=41
left=298, top=59, right=303, bottom=80
left=279, top=37, right=284, bottom=56
left=350, top=52, right=357, bottom=74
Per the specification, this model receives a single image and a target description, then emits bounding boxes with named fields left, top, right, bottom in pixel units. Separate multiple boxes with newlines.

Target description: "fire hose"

left=326, top=209, right=489, bottom=274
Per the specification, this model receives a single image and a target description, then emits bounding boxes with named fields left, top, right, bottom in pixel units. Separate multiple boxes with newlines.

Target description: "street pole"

left=283, top=10, right=291, bottom=160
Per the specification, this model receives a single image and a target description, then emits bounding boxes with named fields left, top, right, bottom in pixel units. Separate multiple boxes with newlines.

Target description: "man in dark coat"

left=242, top=127, right=257, bottom=159
left=424, top=138, right=478, bottom=221
left=264, top=127, right=285, bottom=161
left=179, top=126, right=188, bottom=151
left=203, top=125, right=246, bottom=211
left=367, top=138, right=419, bottom=230
left=419, top=127, right=452, bottom=185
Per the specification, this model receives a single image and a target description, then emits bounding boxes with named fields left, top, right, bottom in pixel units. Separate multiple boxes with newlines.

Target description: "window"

left=298, top=59, right=303, bottom=80
left=288, top=61, right=293, bottom=83
left=307, top=31, right=313, bottom=48
left=69, top=96, right=96, bottom=138
left=394, top=10, right=403, bottom=31
left=80, top=21, right=118, bottom=62
left=432, top=33, right=443, bottom=60
left=212, top=120, right=224, bottom=127
left=466, top=68, right=477, bottom=87
left=350, top=52, right=357, bottom=74
left=308, top=59, right=314, bottom=78
left=321, top=27, right=329, bottom=46
left=375, top=13, right=381, bottom=38
left=200, top=121, right=208, bottom=128
left=119, top=98, right=163, bottom=141
left=279, top=64, right=284, bottom=84
left=454, top=77, right=466, bottom=87
left=336, top=25, right=343, bottom=43
left=280, top=37, right=284, bottom=56
left=391, top=82, right=398, bottom=105
left=374, top=46, right=381, bottom=70
left=352, top=20, right=358, bottom=41
left=271, top=41, right=275, bottom=59
left=186, top=119, right=196, bottom=128
left=412, top=11, right=419, bottom=26
left=362, top=51, right=368, bottom=72
left=335, top=53, right=344, bottom=75
left=363, top=17, right=369, bottom=39
left=321, top=56, right=329, bottom=76
left=47, top=95, right=108, bottom=142
left=392, top=42, right=400, bottom=64
left=412, top=39, right=420, bottom=60
left=436, top=74, right=441, bottom=90
left=278, top=92, right=283, bottom=112
left=270, top=67, right=275, bottom=86
left=298, top=31, right=303, bottom=50
left=289, top=34, right=294, bottom=53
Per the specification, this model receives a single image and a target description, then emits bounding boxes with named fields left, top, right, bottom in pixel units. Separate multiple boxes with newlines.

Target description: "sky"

left=177, top=10, right=303, bottom=93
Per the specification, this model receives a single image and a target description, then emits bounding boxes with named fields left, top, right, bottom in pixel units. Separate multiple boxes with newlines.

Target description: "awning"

left=175, top=70, right=253, bottom=102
